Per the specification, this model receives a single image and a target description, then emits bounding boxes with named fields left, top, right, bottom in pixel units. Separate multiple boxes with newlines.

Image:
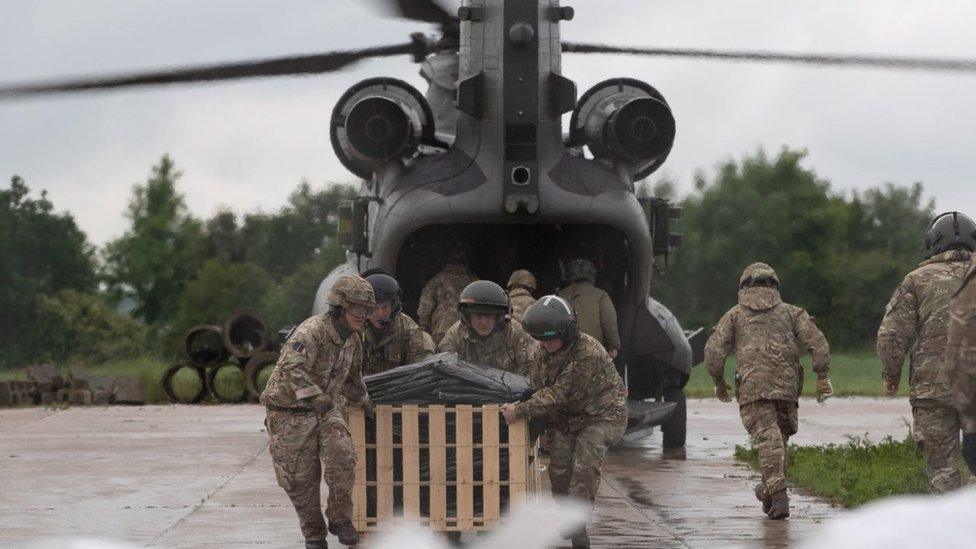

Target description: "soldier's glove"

left=714, top=380, right=732, bottom=403
left=883, top=379, right=899, bottom=397
left=963, top=433, right=976, bottom=477
left=816, top=378, right=834, bottom=404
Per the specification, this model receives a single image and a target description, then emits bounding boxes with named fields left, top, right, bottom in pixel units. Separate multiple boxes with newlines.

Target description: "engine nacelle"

left=330, top=77, right=436, bottom=179
left=569, top=78, right=675, bottom=180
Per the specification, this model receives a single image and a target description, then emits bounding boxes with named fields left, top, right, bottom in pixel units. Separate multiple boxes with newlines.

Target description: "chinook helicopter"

left=3, top=0, right=974, bottom=447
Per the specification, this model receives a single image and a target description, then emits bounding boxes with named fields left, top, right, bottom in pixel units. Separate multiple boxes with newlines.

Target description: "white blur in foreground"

left=21, top=540, right=140, bottom=549
left=369, top=498, right=589, bottom=549
left=799, top=485, right=976, bottom=549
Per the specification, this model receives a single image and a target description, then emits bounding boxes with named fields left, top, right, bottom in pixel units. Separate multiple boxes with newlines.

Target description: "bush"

left=34, top=289, right=147, bottom=365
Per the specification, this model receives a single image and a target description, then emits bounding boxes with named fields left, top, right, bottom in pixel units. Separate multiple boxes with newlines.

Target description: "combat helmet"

left=458, top=280, right=510, bottom=327
left=923, top=211, right=976, bottom=259
left=363, top=271, right=402, bottom=326
left=564, top=258, right=597, bottom=284
left=521, top=295, right=580, bottom=346
left=506, top=269, right=537, bottom=291
left=739, top=262, right=779, bottom=289
left=327, top=275, right=375, bottom=317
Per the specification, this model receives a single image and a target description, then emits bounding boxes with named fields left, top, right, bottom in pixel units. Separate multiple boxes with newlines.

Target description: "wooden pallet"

left=348, top=404, right=540, bottom=532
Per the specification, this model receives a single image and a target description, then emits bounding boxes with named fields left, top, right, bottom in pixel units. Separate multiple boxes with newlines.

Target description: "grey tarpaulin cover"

left=364, top=352, right=533, bottom=404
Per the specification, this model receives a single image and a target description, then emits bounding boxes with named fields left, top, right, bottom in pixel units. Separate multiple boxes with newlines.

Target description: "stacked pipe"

left=163, top=309, right=279, bottom=404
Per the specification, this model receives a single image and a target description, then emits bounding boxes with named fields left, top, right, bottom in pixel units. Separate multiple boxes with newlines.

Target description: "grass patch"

left=686, top=349, right=909, bottom=398
left=734, top=435, right=938, bottom=507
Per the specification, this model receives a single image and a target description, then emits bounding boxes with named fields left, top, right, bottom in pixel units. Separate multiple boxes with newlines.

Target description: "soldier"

left=260, top=275, right=375, bottom=549
left=946, top=255, right=976, bottom=477
left=506, top=268, right=538, bottom=322
left=501, top=295, right=628, bottom=549
left=437, top=280, right=537, bottom=375
left=362, top=271, right=435, bottom=375
left=705, top=262, right=832, bottom=520
left=417, top=245, right=477, bottom=345
left=559, top=258, right=621, bottom=358
left=878, top=211, right=976, bottom=493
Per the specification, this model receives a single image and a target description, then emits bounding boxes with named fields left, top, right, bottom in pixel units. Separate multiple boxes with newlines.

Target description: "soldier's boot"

left=570, top=527, right=590, bottom=549
left=305, top=540, right=327, bottom=549
left=755, top=482, right=772, bottom=515
left=328, top=520, right=360, bottom=546
left=767, top=489, right=790, bottom=520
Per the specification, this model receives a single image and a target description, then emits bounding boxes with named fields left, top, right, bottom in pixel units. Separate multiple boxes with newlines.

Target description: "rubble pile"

left=0, top=363, right=145, bottom=408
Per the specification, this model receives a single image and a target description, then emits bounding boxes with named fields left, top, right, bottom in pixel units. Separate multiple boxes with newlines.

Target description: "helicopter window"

left=511, top=166, right=531, bottom=185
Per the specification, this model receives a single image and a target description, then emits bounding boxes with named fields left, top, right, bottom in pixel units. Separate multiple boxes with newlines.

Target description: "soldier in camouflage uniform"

left=946, top=254, right=976, bottom=477
left=878, top=211, right=976, bottom=493
left=437, top=280, right=537, bottom=375
left=559, top=258, right=621, bottom=358
left=705, top=263, right=832, bottom=519
left=502, top=295, right=627, bottom=549
left=418, top=246, right=478, bottom=345
left=362, top=271, right=434, bottom=375
left=506, top=269, right=538, bottom=322
left=260, top=275, right=375, bottom=548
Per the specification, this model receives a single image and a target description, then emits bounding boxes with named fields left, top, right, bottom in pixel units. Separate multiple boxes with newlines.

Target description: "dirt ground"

left=0, top=397, right=912, bottom=548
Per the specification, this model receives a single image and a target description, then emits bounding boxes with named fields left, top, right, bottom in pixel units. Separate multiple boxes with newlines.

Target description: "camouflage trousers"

left=547, top=418, right=627, bottom=507
left=266, top=406, right=357, bottom=542
left=739, top=399, right=798, bottom=496
left=913, top=404, right=964, bottom=493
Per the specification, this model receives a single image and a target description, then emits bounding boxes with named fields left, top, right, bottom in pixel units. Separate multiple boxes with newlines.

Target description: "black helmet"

left=924, top=211, right=976, bottom=259
left=522, top=295, right=580, bottom=346
left=458, top=280, right=510, bottom=327
left=364, top=271, right=402, bottom=321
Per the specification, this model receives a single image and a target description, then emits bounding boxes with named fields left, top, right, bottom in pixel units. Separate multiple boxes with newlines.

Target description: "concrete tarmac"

left=0, top=397, right=913, bottom=548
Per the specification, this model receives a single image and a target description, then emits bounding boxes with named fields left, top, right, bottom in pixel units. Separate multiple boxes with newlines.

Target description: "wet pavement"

left=0, top=397, right=913, bottom=548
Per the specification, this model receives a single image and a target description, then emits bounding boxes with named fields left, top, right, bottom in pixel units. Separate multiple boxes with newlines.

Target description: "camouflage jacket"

left=437, top=319, right=538, bottom=376
left=558, top=281, right=621, bottom=351
left=260, top=314, right=367, bottom=411
left=363, top=312, right=435, bottom=375
left=417, top=263, right=477, bottom=344
left=947, top=257, right=976, bottom=433
left=877, top=250, right=971, bottom=406
left=509, top=288, right=536, bottom=323
left=705, top=287, right=830, bottom=405
left=515, top=333, right=628, bottom=432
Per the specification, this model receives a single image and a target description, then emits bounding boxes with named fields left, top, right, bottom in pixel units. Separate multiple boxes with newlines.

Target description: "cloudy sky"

left=2, top=0, right=975, bottom=245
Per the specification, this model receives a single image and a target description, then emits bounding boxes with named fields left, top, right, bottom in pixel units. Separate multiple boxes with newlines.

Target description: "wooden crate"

left=347, top=404, right=541, bottom=532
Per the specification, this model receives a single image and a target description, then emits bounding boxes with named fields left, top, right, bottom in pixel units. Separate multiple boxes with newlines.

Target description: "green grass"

left=686, top=349, right=909, bottom=398
left=734, top=435, right=937, bottom=507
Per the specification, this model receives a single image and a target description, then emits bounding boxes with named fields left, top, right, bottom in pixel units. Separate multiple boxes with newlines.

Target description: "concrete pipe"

left=222, top=309, right=271, bottom=362
left=161, top=363, right=207, bottom=404
left=183, top=324, right=228, bottom=368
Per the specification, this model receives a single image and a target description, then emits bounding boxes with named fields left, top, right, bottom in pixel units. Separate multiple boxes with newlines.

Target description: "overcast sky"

left=2, top=0, right=975, bottom=245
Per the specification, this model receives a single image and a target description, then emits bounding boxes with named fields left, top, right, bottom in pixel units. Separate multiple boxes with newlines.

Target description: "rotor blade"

left=370, top=0, right=457, bottom=27
left=0, top=43, right=414, bottom=99
left=562, top=42, right=976, bottom=74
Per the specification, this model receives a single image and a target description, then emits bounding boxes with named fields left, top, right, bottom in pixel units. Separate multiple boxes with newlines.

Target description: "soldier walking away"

left=417, top=244, right=478, bottom=345
left=946, top=252, right=976, bottom=477
left=260, top=275, right=375, bottom=548
left=437, top=280, right=537, bottom=375
left=506, top=269, right=538, bottom=322
left=705, top=263, right=832, bottom=520
left=501, top=295, right=628, bottom=549
left=362, top=271, right=435, bottom=375
left=878, top=211, right=976, bottom=493
left=559, top=258, right=621, bottom=358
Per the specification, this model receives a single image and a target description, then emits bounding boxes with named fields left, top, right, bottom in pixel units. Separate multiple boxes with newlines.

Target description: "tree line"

left=1, top=147, right=935, bottom=367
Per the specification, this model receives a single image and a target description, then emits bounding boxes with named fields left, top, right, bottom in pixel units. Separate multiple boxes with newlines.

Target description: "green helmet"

left=327, top=275, right=376, bottom=316
left=924, top=211, right=976, bottom=259
left=739, top=262, right=779, bottom=288
left=506, top=269, right=537, bottom=291
left=522, top=295, right=579, bottom=345
left=564, top=258, right=597, bottom=284
left=458, top=280, right=510, bottom=326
